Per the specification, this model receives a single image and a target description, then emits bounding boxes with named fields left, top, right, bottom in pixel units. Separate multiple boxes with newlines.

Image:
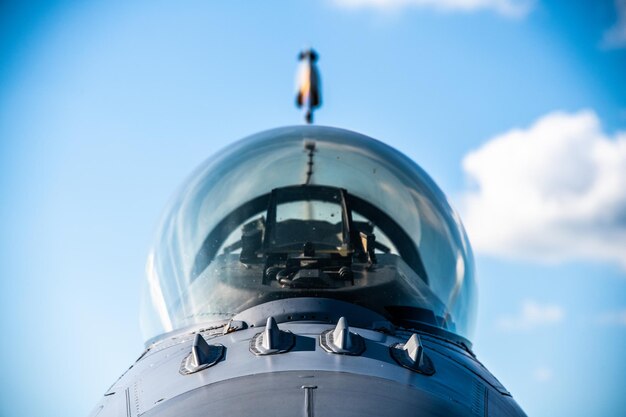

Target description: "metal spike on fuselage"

left=403, top=334, right=424, bottom=366
left=191, top=333, right=212, bottom=368
left=332, top=317, right=353, bottom=351
left=320, top=316, right=365, bottom=355
left=262, top=316, right=282, bottom=350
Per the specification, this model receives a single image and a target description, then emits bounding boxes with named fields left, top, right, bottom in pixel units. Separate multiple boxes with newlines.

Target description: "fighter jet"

left=88, top=52, right=526, bottom=417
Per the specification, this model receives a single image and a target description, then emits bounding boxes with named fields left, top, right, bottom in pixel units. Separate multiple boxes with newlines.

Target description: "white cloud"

left=602, top=0, right=626, bottom=49
left=461, top=110, right=626, bottom=268
left=532, top=367, right=553, bottom=382
left=597, top=309, right=626, bottom=326
left=331, top=0, right=533, bottom=18
left=497, top=300, right=565, bottom=331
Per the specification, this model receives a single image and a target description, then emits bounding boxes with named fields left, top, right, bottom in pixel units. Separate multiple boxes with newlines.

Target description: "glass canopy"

left=141, top=126, right=477, bottom=342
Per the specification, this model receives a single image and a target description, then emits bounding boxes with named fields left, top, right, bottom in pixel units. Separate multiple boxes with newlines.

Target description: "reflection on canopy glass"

left=142, top=126, right=477, bottom=343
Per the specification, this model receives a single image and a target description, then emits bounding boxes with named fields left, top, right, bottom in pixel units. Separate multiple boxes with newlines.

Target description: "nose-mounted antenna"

left=295, top=48, right=322, bottom=124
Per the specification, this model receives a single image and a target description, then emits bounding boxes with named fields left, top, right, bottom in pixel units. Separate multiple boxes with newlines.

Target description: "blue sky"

left=1, top=1, right=625, bottom=416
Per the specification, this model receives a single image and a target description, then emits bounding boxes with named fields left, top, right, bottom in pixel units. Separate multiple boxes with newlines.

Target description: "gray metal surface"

left=142, top=371, right=468, bottom=417
left=89, top=319, right=526, bottom=417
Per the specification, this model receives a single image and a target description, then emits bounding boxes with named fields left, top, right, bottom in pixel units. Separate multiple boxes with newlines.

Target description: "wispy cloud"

left=461, top=110, right=626, bottom=268
left=330, top=0, right=533, bottom=18
left=532, top=367, right=554, bottom=382
left=597, top=309, right=626, bottom=326
left=497, top=300, right=565, bottom=331
left=601, top=0, right=626, bottom=49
